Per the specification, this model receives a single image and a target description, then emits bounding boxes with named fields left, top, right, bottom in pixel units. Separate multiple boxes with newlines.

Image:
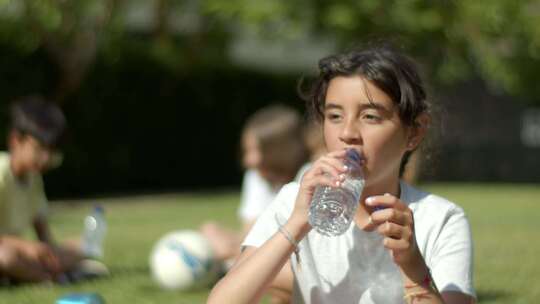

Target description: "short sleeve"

left=242, top=183, right=298, bottom=248
left=238, top=170, right=277, bottom=223
left=294, top=163, right=311, bottom=183
left=430, top=206, right=476, bottom=299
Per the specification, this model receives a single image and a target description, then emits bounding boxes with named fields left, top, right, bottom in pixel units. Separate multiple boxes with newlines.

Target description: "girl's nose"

left=339, top=120, right=362, bottom=144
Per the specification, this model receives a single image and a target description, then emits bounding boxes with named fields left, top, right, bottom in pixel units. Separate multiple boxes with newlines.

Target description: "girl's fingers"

left=294, top=149, right=358, bottom=219
left=366, top=194, right=408, bottom=211
left=370, top=208, right=412, bottom=227
left=365, top=194, right=413, bottom=227
left=382, top=237, right=410, bottom=250
left=377, top=221, right=403, bottom=239
left=319, top=156, right=349, bottom=172
left=303, top=152, right=350, bottom=185
left=307, top=160, right=345, bottom=182
left=303, top=172, right=341, bottom=189
left=364, top=194, right=415, bottom=255
left=326, top=149, right=347, bottom=158
left=363, top=194, right=420, bottom=266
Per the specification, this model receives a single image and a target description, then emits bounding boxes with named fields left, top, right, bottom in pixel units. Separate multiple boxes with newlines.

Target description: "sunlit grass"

left=0, top=183, right=538, bottom=304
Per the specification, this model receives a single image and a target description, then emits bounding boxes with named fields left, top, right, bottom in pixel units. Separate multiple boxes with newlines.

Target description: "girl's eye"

left=362, top=113, right=382, bottom=122
left=325, top=112, right=342, bottom=122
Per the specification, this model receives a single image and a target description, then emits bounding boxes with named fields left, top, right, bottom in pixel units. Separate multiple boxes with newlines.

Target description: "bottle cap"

left=345, top=149, right=361, bottom=163
left=344, top=149, right=364, bottom=177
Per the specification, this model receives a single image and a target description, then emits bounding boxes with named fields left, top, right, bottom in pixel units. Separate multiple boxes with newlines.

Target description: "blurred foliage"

left=204, top=0, right=540, bottom=101
left=0, top=0, right=230, bottom=102
left=0, top=1, right=539, bottom=196
left=1, top=0, right=540, bottom=101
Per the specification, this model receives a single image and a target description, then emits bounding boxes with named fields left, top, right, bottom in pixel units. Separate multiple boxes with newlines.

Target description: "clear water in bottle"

left=82, top=205, right=107, bottom=259
left=309, top=149, right=365, bottom=236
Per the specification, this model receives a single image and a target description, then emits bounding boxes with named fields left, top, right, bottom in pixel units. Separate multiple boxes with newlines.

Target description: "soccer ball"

left=149, top=230, right=219, bottom=290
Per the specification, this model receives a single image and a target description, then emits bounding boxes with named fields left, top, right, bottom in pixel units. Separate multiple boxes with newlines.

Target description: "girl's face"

left=241, top=130, right=282, bottom=186
left=323, top=75, right=420, bottom=190
left=241, top=130, right=262, bottom=170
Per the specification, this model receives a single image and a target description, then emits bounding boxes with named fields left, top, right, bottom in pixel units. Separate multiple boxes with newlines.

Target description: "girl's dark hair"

left=10, top=96, right=66, bottom=147
left=302, top=44, right=430, bottom=176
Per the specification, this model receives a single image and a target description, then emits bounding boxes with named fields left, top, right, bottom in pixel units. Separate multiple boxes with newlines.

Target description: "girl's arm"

left=33, top=215, right=54, bottom=244
left=400, top=259, right=475, bottom=304
left=207, top=216, right=308, bottom=304
left=208, top=150, right=347, bottom=304
left=267, top=260, right=294, bottom=303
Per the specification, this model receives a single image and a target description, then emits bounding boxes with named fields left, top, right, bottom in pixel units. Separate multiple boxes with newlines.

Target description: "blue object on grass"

left=56, top=293, right=105, bottom=304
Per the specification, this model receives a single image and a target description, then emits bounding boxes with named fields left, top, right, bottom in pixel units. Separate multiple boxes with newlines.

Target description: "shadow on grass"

left=106, top=264, right=215, bottom=296
left=60, top=265, right=151, bottom=287
left=476, top=289, right=512, bottom=302
left=108, top=265, right=150, bottom=278
left=136, top=282, right=213, bottom=295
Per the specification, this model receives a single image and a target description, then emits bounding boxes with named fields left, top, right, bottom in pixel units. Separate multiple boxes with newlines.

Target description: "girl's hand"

left=364, top=194, right=423, bottom=270
left=27, top=242, right=62, bottom=274
left=290, top=150, right=349, bottom=227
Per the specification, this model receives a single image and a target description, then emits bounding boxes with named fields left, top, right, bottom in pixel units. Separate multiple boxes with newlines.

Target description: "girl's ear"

left=406, top=113, right=430, bottom=151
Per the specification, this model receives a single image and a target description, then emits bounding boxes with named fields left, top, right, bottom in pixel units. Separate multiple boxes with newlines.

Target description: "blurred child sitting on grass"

left=201, top=104, right=309, bottom=265
left=0, top=96, right=106, bottom=285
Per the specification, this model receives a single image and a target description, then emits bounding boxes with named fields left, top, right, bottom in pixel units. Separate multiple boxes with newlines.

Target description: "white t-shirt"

left=294, top=163, right=311, bottom=182
left=237, top=170, right=279, bottom=223
left=243, top=181, right=476, bottom=304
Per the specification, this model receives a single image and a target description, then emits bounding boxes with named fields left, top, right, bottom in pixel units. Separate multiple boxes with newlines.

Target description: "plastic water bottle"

left=82, top=205, right=107, bottom=259
left=309, top=149, right=365, bottom=236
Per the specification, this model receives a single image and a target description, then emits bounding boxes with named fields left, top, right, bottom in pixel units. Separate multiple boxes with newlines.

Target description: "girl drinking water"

left=208, top=45, right=475, bottom=304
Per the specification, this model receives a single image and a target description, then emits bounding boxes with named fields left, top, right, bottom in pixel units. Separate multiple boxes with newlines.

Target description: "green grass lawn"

left=0, top=183, right=539, bottom=304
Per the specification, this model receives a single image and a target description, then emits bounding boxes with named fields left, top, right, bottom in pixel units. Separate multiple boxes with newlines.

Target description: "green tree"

left=203, top=0, right=540, bottom=101
left=0, top=0, right=228, bottom=102
left=2, top=0, right=540, bottom=102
